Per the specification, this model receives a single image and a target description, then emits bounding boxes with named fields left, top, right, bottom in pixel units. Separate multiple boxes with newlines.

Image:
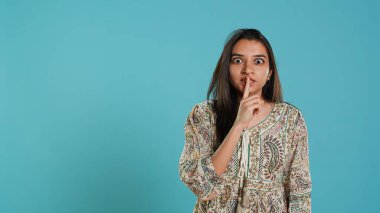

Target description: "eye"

left=254, top=58, right=265, bottom=65
left=232, top=58, right=243, bottom=64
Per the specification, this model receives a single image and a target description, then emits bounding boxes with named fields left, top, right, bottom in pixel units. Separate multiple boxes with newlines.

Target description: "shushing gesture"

left=234, top=76, right=262, bottom=129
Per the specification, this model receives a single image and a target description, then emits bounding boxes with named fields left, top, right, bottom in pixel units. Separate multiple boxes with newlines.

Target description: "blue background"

left=1, top=0, right=379, bottom=212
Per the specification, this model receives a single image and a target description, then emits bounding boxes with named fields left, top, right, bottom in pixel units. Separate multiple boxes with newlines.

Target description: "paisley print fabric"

left=178, top=100, right=312, bottom=213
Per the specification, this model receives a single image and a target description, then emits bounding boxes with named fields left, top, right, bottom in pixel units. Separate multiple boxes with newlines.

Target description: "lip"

left=241, top=77, right=256, bottom=82
left=241, top=81, right=255, bottom=86
left=241, top=79, right=255, bottom=83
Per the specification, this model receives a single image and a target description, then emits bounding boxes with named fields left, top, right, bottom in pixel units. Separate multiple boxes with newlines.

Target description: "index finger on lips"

left=242, top=76, right=250, bottom=99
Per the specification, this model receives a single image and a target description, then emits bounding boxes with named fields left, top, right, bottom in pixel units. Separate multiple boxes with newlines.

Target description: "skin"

left=229, top=39, right=275, bottom=128
left=209, top=39, right=276, bottom=192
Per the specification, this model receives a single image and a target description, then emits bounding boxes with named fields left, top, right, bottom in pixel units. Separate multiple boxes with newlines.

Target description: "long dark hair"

left=206, top=28, right=283, bottom=151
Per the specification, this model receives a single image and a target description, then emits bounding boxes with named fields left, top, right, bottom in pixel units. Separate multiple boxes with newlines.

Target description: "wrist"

left=232, top=122, right=245, bottom=132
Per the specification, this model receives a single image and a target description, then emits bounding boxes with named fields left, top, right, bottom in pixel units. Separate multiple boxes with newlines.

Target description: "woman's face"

left=229, top=39, right=272, bottom=98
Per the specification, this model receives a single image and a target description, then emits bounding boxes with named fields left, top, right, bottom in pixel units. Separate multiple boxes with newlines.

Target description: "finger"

left=252, top=104, right=261, bottom=115
left=246, top=105, right=260, bottom=117
left=247, top=101, right=262, bottom=114
left=242, top=95, right=260, bottom=102
left=246, top=102, right=261, bottom=109
left=242, top=76, right=250, bottom=99
left=244, top=98, right=261, bottom=106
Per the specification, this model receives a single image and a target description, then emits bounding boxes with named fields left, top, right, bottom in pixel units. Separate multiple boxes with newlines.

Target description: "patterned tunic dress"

left=178, top=100, right=312, bottom=213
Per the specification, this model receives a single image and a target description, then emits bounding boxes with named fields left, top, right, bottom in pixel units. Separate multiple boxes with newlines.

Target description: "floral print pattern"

left=178, top=100, right=312, bottom=212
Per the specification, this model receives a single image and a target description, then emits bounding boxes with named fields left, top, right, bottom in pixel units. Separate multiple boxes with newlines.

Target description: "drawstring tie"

left=237, top=128, right=250, bottom=201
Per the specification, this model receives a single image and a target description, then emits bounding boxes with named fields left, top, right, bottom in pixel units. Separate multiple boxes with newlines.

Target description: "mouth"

left=241, top=80, right=255, bottom=86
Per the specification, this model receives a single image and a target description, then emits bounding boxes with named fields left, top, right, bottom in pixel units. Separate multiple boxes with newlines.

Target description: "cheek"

left=229, top=69, right=239, bottom=80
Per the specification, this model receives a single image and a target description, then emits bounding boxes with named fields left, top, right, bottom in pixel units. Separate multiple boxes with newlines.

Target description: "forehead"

left=231, top=39, right=268, bottom=56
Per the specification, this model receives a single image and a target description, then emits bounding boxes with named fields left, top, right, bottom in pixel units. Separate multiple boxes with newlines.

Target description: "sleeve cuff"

left=289, top=192, right=312, bottom=213
left=198, top=155, right=227, bottom=200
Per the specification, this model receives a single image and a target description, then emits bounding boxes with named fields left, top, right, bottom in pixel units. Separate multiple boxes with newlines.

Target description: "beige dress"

left=178, top=100, right=312, bottom=213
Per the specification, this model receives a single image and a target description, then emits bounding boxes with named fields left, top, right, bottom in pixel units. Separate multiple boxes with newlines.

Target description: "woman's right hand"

left=234, top=76, right=262, bottom=130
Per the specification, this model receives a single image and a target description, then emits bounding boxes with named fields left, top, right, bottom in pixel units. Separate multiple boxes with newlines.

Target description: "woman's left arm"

left=284, top=110, right=312, bottom=213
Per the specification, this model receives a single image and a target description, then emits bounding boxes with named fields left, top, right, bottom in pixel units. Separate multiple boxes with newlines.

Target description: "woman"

left=178, top=28, right=312, bottom=213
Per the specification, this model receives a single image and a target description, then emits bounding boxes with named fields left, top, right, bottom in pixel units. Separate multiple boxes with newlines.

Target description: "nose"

left=241, top=63, right=256, bottom=75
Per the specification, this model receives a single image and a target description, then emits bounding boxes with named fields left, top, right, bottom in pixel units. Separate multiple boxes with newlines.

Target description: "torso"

left=188, top=100, right=309, bottom=212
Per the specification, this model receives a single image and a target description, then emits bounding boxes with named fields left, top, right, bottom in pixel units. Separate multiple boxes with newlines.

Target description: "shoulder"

left=189, top=99, right=216, bottom=116
left=186, top=100, right=214, bottom=127
left=282, top=101, right=300, bottom=112
left=282, top=101, right=303, bottom=116
left=197, top=99, right=216, bottom=109
left=186, top=99, right=216, bottom=123
left=281, top=101, right=307, bottom=127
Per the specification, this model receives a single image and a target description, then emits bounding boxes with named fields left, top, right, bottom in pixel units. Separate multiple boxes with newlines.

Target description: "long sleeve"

left=178, top=103, right=227, bottom=201
left=285, top=110, right=312, bottom=212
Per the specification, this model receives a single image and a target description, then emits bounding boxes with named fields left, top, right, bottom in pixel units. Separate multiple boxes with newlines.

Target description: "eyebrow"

left=231, top=53, right=267, bottom=58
